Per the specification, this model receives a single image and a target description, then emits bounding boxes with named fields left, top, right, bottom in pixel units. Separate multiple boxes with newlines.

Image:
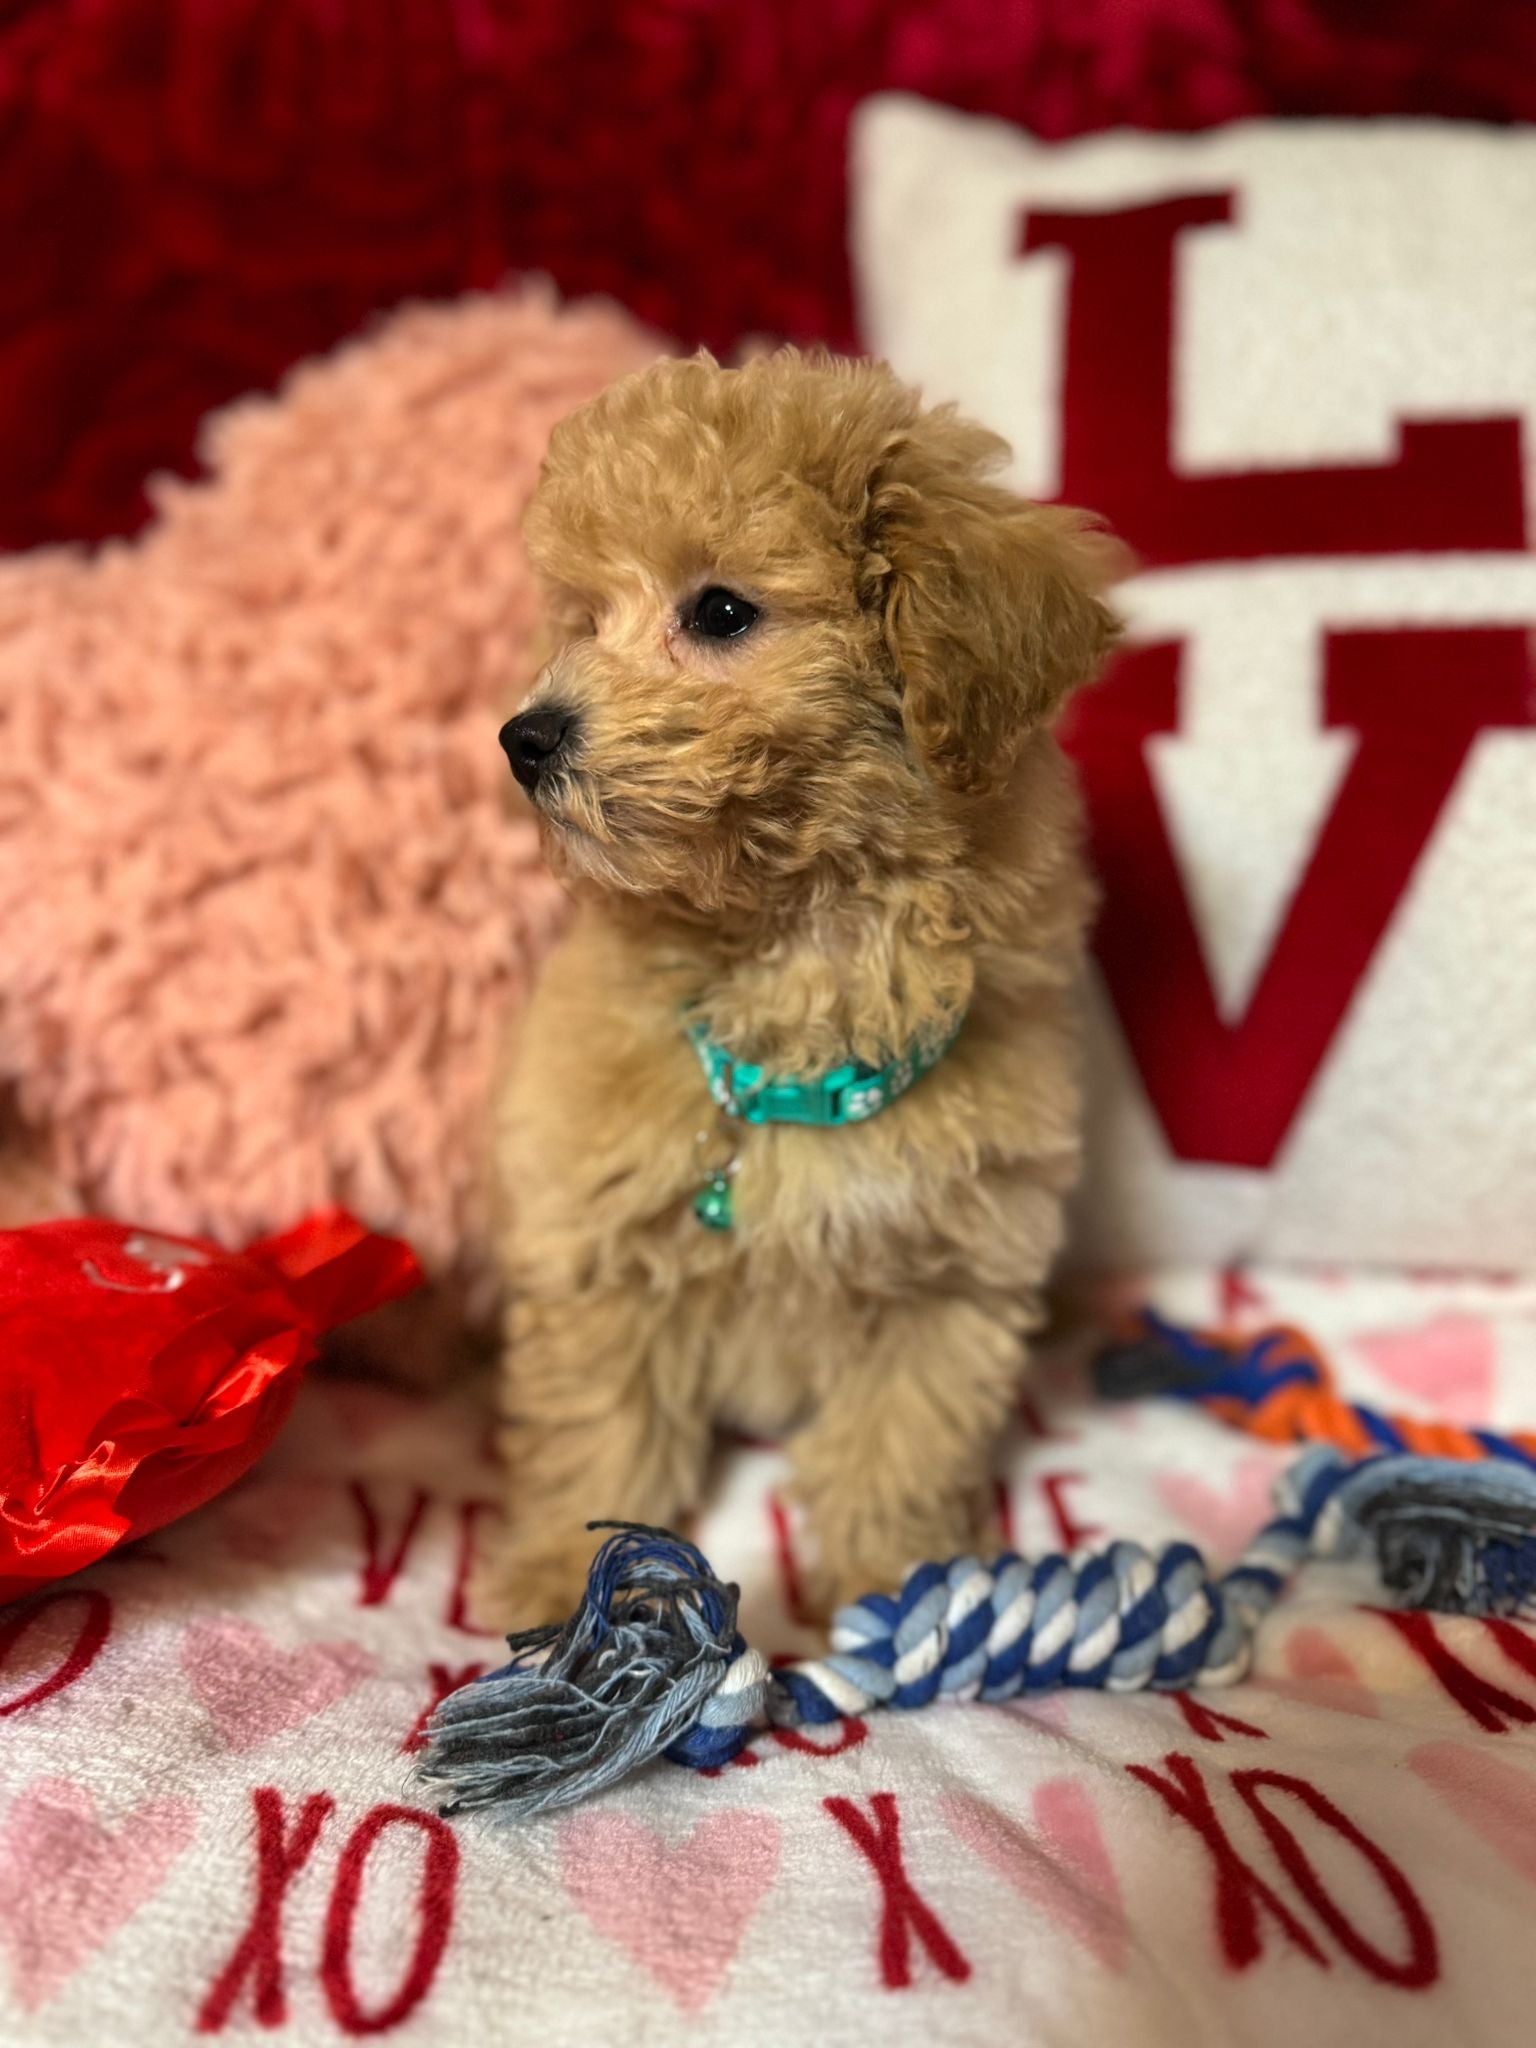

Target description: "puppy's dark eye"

left=686, top=587, right=759, bottom=640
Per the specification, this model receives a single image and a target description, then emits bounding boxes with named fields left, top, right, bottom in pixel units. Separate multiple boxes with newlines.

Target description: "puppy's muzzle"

left=500, top=707, right=578, bottom=796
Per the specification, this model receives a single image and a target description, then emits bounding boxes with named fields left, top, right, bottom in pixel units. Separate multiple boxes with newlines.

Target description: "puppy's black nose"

left=499, top=707, right=576, bottom=794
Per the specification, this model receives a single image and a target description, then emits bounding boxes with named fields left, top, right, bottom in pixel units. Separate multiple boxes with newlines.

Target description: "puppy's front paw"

left=467, top=1533, right=597, bottom=1637
left=807, top=1495, right=997, bottom=1619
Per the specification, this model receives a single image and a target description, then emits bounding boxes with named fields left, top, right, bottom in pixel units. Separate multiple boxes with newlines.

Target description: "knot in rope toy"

left=418, top=1442, right=1536, bottom=1822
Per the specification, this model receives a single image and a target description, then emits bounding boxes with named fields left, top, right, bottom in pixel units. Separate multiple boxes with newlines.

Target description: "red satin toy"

left=0, top=1209, right=421, bottom=1604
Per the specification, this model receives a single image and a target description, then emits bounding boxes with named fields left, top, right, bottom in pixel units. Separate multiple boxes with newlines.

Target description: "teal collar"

left=683, top=1011, right=965, bottom=1229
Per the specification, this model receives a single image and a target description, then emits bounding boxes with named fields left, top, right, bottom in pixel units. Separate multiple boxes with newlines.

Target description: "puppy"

left=479, top=348, right=1118, bottom=1628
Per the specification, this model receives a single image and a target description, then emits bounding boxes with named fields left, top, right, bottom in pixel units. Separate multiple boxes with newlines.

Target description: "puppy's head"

left=512, top=349, right=1118, bottom=912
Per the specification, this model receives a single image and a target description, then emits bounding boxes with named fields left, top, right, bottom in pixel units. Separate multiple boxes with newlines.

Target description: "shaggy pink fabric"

left=0, top=289, right=663, bottom=1280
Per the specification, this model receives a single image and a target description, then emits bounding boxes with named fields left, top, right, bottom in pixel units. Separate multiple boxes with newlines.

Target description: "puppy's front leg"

left=473, top=1288, right=710, bottom=1633
left=789, top=1295, right=1025, bottom=1616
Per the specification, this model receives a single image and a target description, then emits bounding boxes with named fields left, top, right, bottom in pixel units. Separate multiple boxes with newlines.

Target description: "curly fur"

left=481, top=349, right=1120, bottom=1623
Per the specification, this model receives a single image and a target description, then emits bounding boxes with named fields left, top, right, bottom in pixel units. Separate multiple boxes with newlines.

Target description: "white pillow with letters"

left=853, top=99, right=1536, bottom=1273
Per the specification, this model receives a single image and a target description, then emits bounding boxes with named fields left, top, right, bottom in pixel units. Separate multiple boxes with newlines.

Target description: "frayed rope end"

left=415, top=1523, right=767, bottom=1821
left=1329, top=1458, right=1536, bottom=1619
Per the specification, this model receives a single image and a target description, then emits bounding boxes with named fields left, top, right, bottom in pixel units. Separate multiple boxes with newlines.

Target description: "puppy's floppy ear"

left=866, top=410, right=1122, bottom=795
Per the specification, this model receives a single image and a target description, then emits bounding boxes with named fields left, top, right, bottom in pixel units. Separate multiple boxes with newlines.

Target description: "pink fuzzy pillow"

left=0, top=289, right=663, bottom=1284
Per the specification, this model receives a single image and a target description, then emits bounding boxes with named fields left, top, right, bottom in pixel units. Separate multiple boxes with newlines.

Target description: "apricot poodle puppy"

left=479, top=348, right=1119, bottom=1628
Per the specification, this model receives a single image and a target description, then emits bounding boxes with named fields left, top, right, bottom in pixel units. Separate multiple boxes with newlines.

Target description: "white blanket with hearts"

left=3, top=1266, right=1535, bottom=2047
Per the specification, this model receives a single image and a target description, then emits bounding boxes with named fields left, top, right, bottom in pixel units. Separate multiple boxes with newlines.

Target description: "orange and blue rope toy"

left=1094, top=1306, right=1536, bottom=1469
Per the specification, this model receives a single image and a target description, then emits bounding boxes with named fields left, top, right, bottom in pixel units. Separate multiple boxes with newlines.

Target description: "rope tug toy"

left=419, top=1387, right=1536, bottom=1820
left=1095, top=1307, right=1536, bottom=1468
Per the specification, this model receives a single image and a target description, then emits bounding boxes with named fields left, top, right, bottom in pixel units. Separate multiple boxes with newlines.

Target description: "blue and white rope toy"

left=418, top=1442, right=1536, bottom=1821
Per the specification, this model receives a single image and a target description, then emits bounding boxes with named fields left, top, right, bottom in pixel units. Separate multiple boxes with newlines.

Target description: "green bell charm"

left=693, top=1173, right=734, bottom=1231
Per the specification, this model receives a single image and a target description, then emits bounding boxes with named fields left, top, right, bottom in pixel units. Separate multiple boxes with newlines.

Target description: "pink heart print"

left=1261, top=1626, right=1380, bottom=1719
left=220, top=1475, right=337, bottom=1563
left=318, top=1378, right=421, bottom=1450
left=1008, top=1691, right=1077, bottom=1735
left=944, top=1780, right=1128, bottom=1970
left=1156, top=1454, right=1281, bottom=1559
left=181, top=1616, right=374, bottom=1751
left=1408, top=1741, right=1536, bottom=1886
left=560, top=1811, right=781, bottom=2011
left=1352, top=1314, right=1496, bottom=1422
left=0, top=1778, right=196, bottom=2009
